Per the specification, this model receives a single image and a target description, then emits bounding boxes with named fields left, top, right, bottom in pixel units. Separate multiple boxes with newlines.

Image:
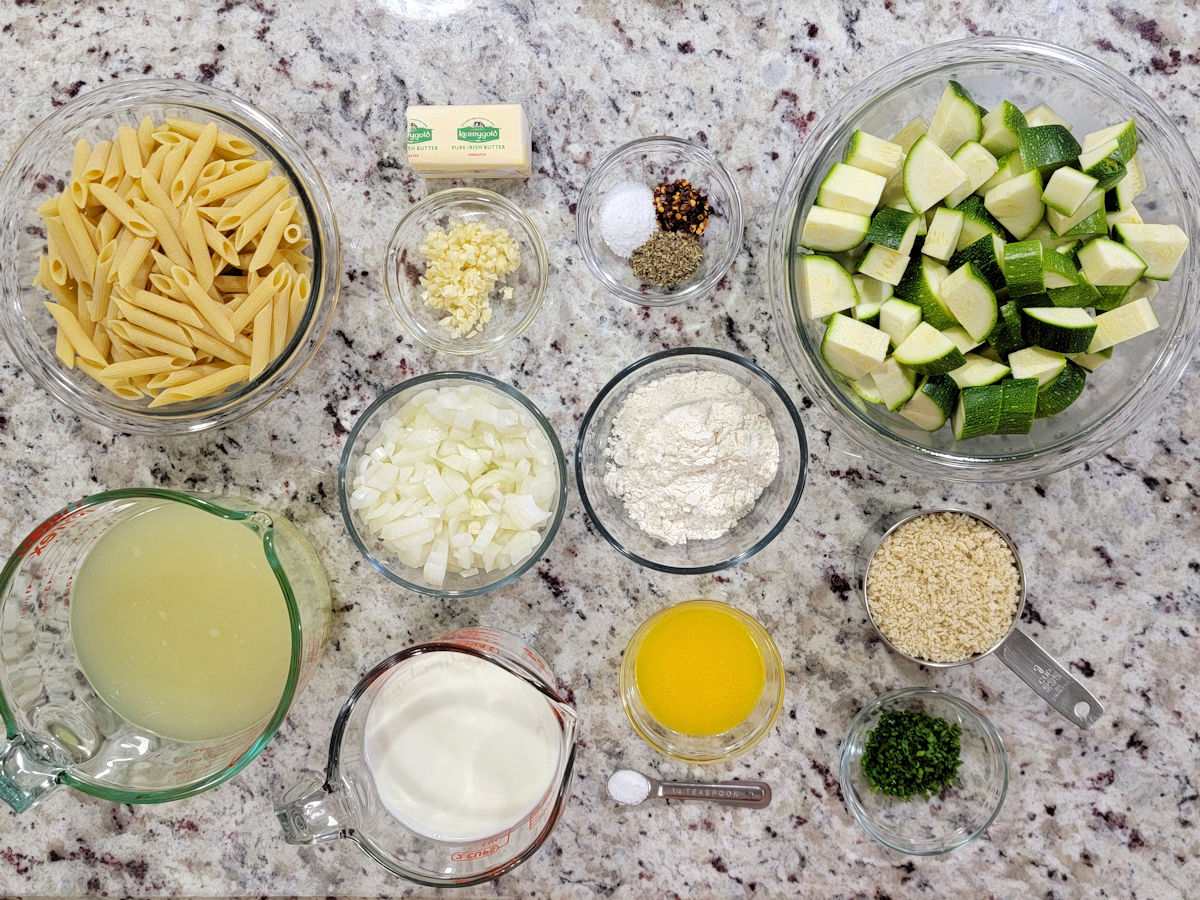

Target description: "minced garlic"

left=417, top=220, right=521, bottom=337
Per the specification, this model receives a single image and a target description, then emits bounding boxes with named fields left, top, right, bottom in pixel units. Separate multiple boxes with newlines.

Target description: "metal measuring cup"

left=859, top=507, right=1103, bottom=730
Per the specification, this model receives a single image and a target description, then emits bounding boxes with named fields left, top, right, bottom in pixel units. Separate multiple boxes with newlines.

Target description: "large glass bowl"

left=575, top=348, right=806, bottom=574
left=337, top=372, right=567, bottom=598
left=0, top=79, right=340, bottom=434
left=839, top=687, right=1008, bottom=855
left=768, top=38, right=1200, bottom=482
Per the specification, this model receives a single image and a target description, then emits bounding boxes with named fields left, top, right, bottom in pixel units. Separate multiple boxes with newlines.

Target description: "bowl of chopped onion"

left=382, top=188, right=549, bottom=355
left=338, top=372, right=567, bottom=596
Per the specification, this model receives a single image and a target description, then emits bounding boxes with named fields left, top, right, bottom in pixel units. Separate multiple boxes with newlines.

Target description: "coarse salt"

left=598, top=181, right=658, bottom=258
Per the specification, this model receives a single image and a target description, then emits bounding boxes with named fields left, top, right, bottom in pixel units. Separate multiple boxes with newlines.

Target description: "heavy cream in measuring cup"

left=363, top=651, right=561, bottom=842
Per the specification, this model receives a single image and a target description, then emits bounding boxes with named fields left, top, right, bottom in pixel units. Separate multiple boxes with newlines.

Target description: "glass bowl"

left=0, top=79, right=340, bottom=434
left=576, top=136, right=743, bottom=306
left=767, top=37, right=1200, bottom=482
left=839, top=687, right=1008, bottom=855
left=382, top=187, right=548, bottom=355
left=575, top=348, right=806, bottom=574
left=337, top=372, right=567, bottom=597
left=619, top=599, right=784, bottom=764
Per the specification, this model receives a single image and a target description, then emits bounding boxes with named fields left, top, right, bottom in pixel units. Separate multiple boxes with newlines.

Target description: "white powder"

left=598, top=181, right=658, bottom=257
left=607, top=768, right=652, bottom=805
left=603, top=370, right=780, bottom=545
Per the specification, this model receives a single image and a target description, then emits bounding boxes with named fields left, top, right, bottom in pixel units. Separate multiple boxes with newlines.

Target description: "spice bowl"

left=382, top=187, right=549, bottom=355
left=575, top=348, right=806, bottom=574
left=575, top=136, right=743, bottom=306
left=839, top=687, right=1008, bottom=855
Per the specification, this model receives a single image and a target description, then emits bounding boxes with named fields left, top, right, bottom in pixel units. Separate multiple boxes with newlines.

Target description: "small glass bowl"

left=575, top=348, right=806, bottom=574
left=0, top=79, right=340, bottom=434
left=382, top=188, right=548, bottom=355
left=620, top=599, right=784, bottom=764
left=768, top=37, right=1200, bottom=481
left=839, top=688, right=1009, bottom=855
left=337, top=372, right=567, bottom=597
left=575, top=136, right=743, bottom=306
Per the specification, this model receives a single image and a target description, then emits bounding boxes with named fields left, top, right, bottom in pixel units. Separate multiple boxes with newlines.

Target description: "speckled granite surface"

left=1, top=1, right=1198, bottom=897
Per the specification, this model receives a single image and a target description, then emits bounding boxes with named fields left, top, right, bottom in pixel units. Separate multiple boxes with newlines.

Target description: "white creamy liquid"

left=363, top=651, right=562, bottom=842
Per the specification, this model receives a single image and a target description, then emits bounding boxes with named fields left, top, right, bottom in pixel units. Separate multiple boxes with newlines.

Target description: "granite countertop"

left=1, top=1, right=1198, bottom=896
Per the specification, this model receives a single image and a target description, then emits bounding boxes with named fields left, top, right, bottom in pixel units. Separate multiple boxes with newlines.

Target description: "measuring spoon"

left=606, top=769, right=771, bottom=808
left=860, top=507, right=1103, bottom=730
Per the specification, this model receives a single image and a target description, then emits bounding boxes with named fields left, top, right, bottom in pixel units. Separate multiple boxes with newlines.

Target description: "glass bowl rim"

left=766, top=36, right=1200, bottom=482
left=381, top=186, right=549, bottom=356
left=573, top=347, right=807, bottom=574
left=336, top=370, right=568, bottom=598
left=838, top=686, right=1010, bottom=855
left=575, top=135, right=745, bottom=308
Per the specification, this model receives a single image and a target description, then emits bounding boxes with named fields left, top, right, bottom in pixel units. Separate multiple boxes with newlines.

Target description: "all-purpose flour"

left=603, top=370, right=780, bottom=545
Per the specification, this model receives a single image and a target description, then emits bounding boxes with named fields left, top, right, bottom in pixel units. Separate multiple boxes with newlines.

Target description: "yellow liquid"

left=633, top=604, right=766, bottom=736
left=69, top=502, right=292, bottom=743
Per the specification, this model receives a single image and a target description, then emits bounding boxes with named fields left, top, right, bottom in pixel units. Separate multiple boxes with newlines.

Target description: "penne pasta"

left=180, top=199, right=214, bottom=289
left=82, top=140, right=111, bottom=183
left=249, top=301, right=272, bottom=381
left=170, top=121, right=218, bottom=204
left=165, top=117, right=256, bottom=158
left=215, top=176, right=287, bottom=232
left=247, top=196, right=298, bottom=271
left=117, top=125, right=143, bottom=179
left=43, top=301, right=105, bottom=365
left=171, top=265, right=235, bottom=342
left=88, top=183, right=156, bottom=240
left=100, top=355, right=185, bottom=381
left=148, top=364, right=250, bottom=407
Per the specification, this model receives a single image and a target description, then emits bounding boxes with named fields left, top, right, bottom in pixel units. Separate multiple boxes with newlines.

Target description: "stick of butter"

left=407, top=104, right=532, bottom=178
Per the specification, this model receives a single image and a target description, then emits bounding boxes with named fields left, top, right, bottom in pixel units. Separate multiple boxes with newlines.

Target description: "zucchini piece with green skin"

left=1087, top=297, right=1159, bottom=353
left=1018, top=125, right=1082, bottom=173
left=986, top=300, right=1025, bottom=358
left=865, top=206, right=922, bottom=254
left=1021, top=306, right=1097, bottom=354
left=1046, top=187, right=1104, bottom=236
left=939, top=262, right=999, bottom=342
left=981, top=100, right=1028, bottom=156
left=1002, top=241, right=1046, bottom=297
left=949, top=353, right=1011, bottom=388
left=1083, top=119, right=1138, bottom=162
left=851, top=371, right=885, bottom=405
left=952, top=383, right=1004, bottom=439
left=878, top=297, right=923, bottom=347
left=983, top=169, right=1045, bottom=239
left=852, top=274, right=891, bottom=321
left=1113, top=153, right=1146, bottom=208
left=1122, top=278, right=1159, bottom=305
left=821, top=314, right=890, bottom=380
left=1078, top=139, right=1127, bottom=191
left=1024, top=103, right=1072, bottom=130
left=857, top=244, right=910, bottom=286
left=900, top=374, right=959, bottom=431
left=903, top=134, right=969, bottom=214
left=893, top=321, right=967, bottom=375
left=944, top=141, right=999, bottom=207
left=1009, top=345, right=1067, bottom=386
left=1034, top=359, right=1087, bottom=418
left=800, top=206, right=871, bottom=253
left=817, top=163, right=888, bottom=216
left=979, top=149, right=1026, bottom=194
left=954, top=194, right=1007, bottom=247
left=1028, top=219, right=1081, bottom=253
left=1092, top=284, right=1129, bottom=311
left=949, top=233, right=1006, bottom=291
left=996, top=377, right=1040, bottom=434
left=868, top=356, right=917, bottom=411
left=922, top=207, right=965, bottom=261
left=1047, top=280, right=1101, bottom=309
left=1069, top=347, right=1113, bottom=371
left=941, top=325, right=982, bottom=355
left=1076, top=237, right=1146, bottom=286
left=1111, top=223, right=1190, bottom=280
left=1041, top=248, right=1080, bottom=287
left=1106, top=203, right=1143, bottom=229
left=1058, top=206, right=1108, bottom=239
left=891, top=116, right=929, bottom=153
left=1041, top=167, right=1099, bottom=216
left=927, top=81, right=983, bottom=155
left=894, top=256, right=956, bottom=329
left=843, top=130, right=905, bottom=179
left=798, top=254, right=858, bottom=320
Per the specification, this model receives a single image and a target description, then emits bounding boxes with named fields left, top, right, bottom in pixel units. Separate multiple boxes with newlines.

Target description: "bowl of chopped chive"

left=838, top=687, right=1008, bottom=855
left=575, top=136, right=743, bottom=307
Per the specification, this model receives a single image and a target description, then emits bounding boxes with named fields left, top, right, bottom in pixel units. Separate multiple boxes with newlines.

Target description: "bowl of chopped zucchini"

left=768, top=37, right=1200, bottom=481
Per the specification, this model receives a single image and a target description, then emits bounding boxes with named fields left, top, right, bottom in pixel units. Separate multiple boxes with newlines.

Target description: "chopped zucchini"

left=979, top=149, right=1026, bottom=194
left=952, top=384, right=1004, bottom=439
left=868, top=356, right=917, bottom=411
left=948, top=353, right=1011, bottom=388
left=939, top=262, right=999, bottom=341
left=1021, top=306, right=1097, bottom=354
left=996, top=377, right=1040, bottom=434
left=893, top=321, right=967, bottom=375
left=899, top=374, right=958, bottom=431
left=923, top=207, right=965, bottom=261
left=944, top=141, right=999, bottom=207
left=1087, top=297, right=1159, bottom=353
left=818, top=163, right=888, bottom=216
left=800, top=205, right=871, bottom=253
left=1018, top=125, right=1082, bottom=173
left=894, top=255, right=956, bottom=329
left=878, top=297, right=923, bottom=347
left=1111, top=223, right=1189, bottom=280
left=949, top=233, right=1006, bottom=291
left=1034, top=359, right=1087, bottom=418
left=798, top=254, right=858, bottom=320
left=844, top=130, right=905, bottom=179
left=984, top=169, right=1045, bottom=239
left=927, top=81, right=983, bottom=155
left=865, top=206, right=922, bottom=254
left=1076, top=237, right=1147, bottom=286
left=1008, top=345, right=1067, bottom=386
left=821, top=314, right=890, bottom=380
left=1002, top=240, right=1046, bottom=298
left=1041, top=167, right=1099, bottom=216
left=980, top=100, right=1028, bottom=156
left=903, top=134, right=969, bottom=214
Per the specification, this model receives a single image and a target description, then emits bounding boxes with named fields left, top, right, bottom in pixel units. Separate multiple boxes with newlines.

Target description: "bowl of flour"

left=575, top=348, right=807, bottom=573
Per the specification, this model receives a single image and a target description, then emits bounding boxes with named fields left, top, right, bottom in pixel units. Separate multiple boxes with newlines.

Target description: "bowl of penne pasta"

left=0, top=79, right=340, bottom=433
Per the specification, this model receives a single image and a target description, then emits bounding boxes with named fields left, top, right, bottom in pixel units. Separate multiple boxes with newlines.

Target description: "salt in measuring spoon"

left=607, top=768, right=771, bottom=808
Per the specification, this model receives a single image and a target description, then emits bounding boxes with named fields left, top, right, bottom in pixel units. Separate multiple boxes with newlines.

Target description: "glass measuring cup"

left=0, top=488, right=331, bottom=812
left=275, top=627, right=578, bottom=888
left=858, top=507, right=1103, bottom=729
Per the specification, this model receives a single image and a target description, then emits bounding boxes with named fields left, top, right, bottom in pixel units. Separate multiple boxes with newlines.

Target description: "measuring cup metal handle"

left=0, top=734, right=66, bottom=813
left=657, top=780, right=772, bottom=808
left=997, top=628, right=1104, bottom=729
left=275, top=771, right=354, bottom=845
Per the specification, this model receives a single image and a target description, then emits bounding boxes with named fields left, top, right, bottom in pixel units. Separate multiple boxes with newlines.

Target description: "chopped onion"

left=350, top=382, right=558, bottom=588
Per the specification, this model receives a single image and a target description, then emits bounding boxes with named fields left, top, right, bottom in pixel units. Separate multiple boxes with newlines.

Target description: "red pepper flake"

left=653, top=179, right=711, bottom=237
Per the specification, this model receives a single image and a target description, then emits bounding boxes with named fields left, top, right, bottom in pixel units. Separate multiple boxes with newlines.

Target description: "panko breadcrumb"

left=865, top=511, right=1021, bottom=663
left=418, top=220, right=520, bottom=337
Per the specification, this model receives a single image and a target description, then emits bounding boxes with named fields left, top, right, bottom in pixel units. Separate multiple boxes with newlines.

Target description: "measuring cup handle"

left=0, top=734, right=66, bottom=814
left=275, top=771, right=353, bottom=844
left=658, top=781, right=772, bottom=808
left=997, top=628, right=1104, bottom=729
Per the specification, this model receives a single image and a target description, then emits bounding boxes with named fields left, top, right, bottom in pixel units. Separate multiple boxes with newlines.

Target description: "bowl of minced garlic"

left=383, top=187, right=548, bottom=355
left=863, top=509, right=1023, bottom=665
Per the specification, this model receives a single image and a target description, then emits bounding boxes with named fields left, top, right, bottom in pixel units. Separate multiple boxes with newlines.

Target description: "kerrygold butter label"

left=407, top=104, right=531, bottom=179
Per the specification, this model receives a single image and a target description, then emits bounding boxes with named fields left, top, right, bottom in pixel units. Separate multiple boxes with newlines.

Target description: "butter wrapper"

left=407, top=104, right=531, bottom=178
